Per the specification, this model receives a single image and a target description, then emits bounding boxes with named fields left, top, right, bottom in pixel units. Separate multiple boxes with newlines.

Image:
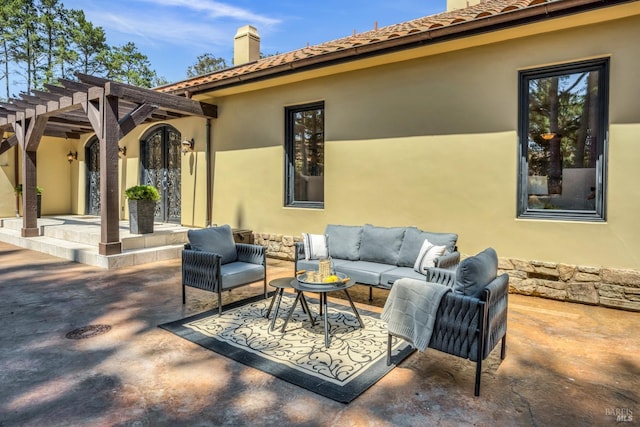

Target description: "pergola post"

left=21, top=149, right=39, bottom=237
left=98, top=95, right=122, bottom=255
left=13, top=115, right=47, bottom=237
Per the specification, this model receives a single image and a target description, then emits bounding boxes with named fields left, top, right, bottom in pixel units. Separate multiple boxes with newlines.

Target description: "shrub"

left=14, top=184, right=43, bottom=194
left=124, top=185, right=160, bottom=201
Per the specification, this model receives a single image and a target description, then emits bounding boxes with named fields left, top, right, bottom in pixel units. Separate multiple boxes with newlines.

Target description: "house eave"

left=161, top=0, right=639, bottom=97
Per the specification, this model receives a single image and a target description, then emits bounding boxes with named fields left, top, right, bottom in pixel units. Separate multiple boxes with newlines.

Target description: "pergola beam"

left=3, top=73, right=218, bottom=257
left=105, top=81, right=217, bottom=118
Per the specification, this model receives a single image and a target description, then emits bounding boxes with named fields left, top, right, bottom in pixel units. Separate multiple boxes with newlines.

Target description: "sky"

left=59, top=0, right=448, bottom=86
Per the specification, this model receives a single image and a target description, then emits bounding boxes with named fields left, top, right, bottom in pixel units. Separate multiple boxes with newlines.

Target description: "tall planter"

left=125, top=185, right=160, bottom=235
left=128, top=199, right=156, bottom=234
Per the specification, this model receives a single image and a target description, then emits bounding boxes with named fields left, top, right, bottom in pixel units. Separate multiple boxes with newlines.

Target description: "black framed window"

left=518, top=58, right=609, bottom=221
left=285, top=102, right=325, bottom=208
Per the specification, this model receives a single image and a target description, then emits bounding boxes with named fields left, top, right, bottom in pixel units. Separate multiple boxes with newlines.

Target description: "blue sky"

left=61, top=0, right=448, bottom=85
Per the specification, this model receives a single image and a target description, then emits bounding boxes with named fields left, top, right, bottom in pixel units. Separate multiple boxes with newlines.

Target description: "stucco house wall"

left=208, top=15, right=640, bottom=274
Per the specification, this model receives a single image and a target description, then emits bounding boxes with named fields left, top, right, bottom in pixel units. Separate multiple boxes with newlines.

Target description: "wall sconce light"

left=118, top=146, right=127, bottom=157
left=541, top=132, right=557, bottom=141
left=181, top=138, right=194, bottom=154
left=67, top=150, right=78, bottom=163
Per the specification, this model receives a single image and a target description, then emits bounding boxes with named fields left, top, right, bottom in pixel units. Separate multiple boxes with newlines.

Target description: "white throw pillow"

left=413, top=239, right=447, bottom=274
left=302, top=233, right=328, bottom=260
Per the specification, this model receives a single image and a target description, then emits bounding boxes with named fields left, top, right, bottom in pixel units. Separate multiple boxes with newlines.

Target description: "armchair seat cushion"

left=187, top=225, right=238, bottom=265
left=220, top=262, right=265, bottom=289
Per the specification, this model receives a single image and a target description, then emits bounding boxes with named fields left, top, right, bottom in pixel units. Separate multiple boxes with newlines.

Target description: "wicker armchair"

left=182, top=225, right=267, bottom=315
left=386, top=248, right=508, bottom=396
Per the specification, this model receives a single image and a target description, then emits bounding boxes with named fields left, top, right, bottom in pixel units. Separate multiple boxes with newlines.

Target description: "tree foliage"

left=186, top=53, right=227, bottom=78
left=526, top=69, right=599, bottom=200
left=0, top=0, right=162, bottom=100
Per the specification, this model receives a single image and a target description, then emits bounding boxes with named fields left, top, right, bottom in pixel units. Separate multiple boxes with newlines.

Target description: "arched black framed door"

left=85, top=136, right=101, bottom=216
left=140, top=125, right=182, bottom=223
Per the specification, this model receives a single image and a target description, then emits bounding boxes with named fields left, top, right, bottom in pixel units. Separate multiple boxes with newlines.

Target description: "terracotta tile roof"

left=157, top=0, right=609, bottom=94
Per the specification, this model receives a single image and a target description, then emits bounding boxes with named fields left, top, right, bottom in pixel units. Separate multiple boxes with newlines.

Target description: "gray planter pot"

left=128, top=199, right=156, bottom=234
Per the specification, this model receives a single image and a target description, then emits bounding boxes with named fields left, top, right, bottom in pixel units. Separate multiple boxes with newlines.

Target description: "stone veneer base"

left=252, top=232, right=640, bottom=312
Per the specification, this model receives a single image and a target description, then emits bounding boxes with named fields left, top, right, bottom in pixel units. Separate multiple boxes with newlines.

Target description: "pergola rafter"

left=0, top=73, right=217, bottom=255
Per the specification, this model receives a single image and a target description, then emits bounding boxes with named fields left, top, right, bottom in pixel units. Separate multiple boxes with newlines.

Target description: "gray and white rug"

left=159, top=293, right=414, bottom=402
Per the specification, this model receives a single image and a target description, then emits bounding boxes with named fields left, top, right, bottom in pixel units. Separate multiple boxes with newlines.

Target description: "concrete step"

left=0, top=216, right=189, bottom=249
left=0, top=227, right=185, bottom=269
left=0, top=216, right=190, bottom=269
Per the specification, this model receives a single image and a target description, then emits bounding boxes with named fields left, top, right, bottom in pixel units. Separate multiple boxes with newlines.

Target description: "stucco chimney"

left=446, top=0, right=482, bottom=11
left=234, top=25, right=260, bottom=66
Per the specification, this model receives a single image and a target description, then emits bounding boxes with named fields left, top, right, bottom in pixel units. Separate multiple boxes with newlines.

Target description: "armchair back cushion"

left=359, top=224, right=406, bottom=265
left=454, top=247, right=498, bottom=297
left=326, top=225, right=362, bottom=260
left=397, top=227, right=458, bottom=267
left=187, top=225, right=238, bottom=265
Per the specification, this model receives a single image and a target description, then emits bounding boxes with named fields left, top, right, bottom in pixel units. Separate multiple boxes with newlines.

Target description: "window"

left=518, top=58, right=609, bottom=221
left=285, top=102, right=325, bottom=208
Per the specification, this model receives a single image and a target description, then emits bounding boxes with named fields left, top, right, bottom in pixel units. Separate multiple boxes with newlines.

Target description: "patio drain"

left=65, top=324, right=112, bottom=340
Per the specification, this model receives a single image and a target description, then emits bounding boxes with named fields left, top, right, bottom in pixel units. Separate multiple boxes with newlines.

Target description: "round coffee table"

left=266, top=277, right=312, bottom=331
left=280, top=277, right=365, bottom=348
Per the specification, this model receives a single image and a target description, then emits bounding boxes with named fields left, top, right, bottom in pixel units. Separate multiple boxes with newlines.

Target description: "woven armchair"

left=386, top=248, right=508, bottom=396
left=182, top=225, right=267, bottom=315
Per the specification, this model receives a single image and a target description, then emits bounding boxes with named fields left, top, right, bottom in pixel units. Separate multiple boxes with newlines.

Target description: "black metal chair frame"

left=387, top=268, right=509, bottom=396
left=182, top=242, right=267, bottom=315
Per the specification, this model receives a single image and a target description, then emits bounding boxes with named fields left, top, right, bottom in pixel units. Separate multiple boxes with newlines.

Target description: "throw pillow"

left=453, top=247, right=498, bottom=297
left=302, top=233, right=328, bottom=260
left=413, top=239, right=447, bottom=274
left=187, top=224, right=238, bottom=265
left=398, top=227, right=458, bottom=267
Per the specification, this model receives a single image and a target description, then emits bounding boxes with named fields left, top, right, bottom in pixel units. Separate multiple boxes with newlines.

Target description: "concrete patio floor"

left=0, top=241, right=638, bottom=426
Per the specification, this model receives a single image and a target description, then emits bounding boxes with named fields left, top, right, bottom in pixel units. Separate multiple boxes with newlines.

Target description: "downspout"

left=206, top=118, right=212, bottom=227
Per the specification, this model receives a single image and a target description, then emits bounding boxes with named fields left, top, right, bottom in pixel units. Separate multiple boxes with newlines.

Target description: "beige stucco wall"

left=0, top=137, right=74, bottom=217
left=210, top=14, right=640, bottom=270
left=67, top=116, right=208, bottom=225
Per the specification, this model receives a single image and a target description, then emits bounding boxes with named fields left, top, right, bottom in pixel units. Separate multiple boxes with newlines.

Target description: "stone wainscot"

left=253, top=232, right=640, bottom=312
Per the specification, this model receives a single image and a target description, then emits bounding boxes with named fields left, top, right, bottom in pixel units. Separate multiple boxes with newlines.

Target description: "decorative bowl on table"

left=296, top=271, right=350, bottom=287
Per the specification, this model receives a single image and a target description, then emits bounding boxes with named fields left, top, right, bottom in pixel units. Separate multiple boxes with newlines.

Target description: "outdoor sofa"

left=295, top=224, right=460, bottom=300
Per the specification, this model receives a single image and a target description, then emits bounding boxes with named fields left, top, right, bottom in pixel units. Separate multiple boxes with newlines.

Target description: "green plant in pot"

left=14, top=184, right=44, bottom=218
left=125, top=185, right=160, bottom=234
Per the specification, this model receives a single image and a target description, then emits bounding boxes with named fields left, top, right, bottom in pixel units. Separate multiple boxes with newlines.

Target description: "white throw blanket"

left=381, top=278, right=451, bottom=352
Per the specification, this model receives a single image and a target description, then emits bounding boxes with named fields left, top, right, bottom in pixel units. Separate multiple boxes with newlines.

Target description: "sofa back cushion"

left=454, top=247, right=498, bottom=297
left=326, top=225, right=362, bottom=260
left=397, top=227, right=458, bottom=267
left=359, top=224, right=406, bottom=264
left=187, top=225, right=238, bottom=265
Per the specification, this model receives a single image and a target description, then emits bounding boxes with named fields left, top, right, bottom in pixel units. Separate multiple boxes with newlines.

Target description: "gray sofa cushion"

left=454, top=247, right=498, bottom=297
left=397, top=227, right=458, bottom=267
left=326, top=225, right=362, bottom=261
left=359, top=224, right=406, bottom=265
left=187, top=225, right=238, bottom=265
left=297, top=258, right=349, bottom=272
left=380, top=267, right=427, bottom=289
left=334, top=261, right=396, bottom=286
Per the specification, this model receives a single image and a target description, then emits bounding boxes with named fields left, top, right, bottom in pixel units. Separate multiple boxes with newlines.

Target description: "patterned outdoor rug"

left=159, top=293, right=414, bottom=403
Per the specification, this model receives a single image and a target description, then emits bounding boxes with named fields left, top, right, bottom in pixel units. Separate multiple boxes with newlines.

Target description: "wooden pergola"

left=0, top=73, right=217, bottom=255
